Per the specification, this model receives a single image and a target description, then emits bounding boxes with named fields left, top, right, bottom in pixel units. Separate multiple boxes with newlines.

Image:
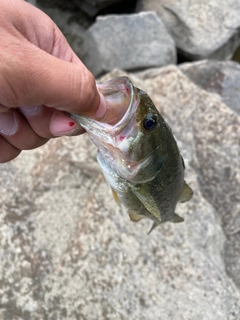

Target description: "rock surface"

left=180, top=60, right=240, bottom=115
left=83, top=12, right=176, bottom=76
left=137, top=0, right=240, bottom=60
left=0, top=66, right=240, bottom=319
left=33, top=0, right=240, bottom=71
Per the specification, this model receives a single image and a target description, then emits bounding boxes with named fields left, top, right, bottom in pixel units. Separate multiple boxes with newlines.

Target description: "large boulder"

left=137, top=0, right=240, bottom=60
left=0, top=65, right=240, bottom=319
left=83, top=12, right=176, bottom=77
left=134, top=65, right=240, bottom=291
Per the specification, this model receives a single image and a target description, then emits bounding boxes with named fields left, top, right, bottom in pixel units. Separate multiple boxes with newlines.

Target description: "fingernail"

left=95, top=92, right=107, bottom=119
left=0, top=111, right=18, bottom=135
left=50, top=111, right=84, bottom=136
left=20, top=105, right=41, bottom=116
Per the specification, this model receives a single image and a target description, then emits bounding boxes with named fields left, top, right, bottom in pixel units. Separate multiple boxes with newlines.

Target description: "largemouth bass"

left=71, top=77, right=193, bottom=233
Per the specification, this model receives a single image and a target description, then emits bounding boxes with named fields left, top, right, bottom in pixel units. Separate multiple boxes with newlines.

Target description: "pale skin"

left=0, top=0, right=107, bottom=163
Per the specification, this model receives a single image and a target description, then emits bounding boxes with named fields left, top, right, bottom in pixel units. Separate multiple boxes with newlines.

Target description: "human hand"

left=0, top=0, right=106, bottom=163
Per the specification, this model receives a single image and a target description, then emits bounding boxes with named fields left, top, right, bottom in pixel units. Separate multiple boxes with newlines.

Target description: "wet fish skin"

left=71, top=76, right=193, bottom=232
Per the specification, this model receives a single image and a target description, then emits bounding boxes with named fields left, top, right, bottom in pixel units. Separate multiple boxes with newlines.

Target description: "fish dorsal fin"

left=111, top=187, right=121, bottom=207
left=170, top=213, right=184, bottom=223
left=179, top=181, right=193, bottom=203
left=131, top=184, right=161, bottom=220
left=128, top=211, right=144, bottom=222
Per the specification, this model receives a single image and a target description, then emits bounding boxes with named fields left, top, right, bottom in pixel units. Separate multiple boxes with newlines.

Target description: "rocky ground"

left=1, top=1, right=240, bottom=319
left=28, top=0, right=240, bottom=75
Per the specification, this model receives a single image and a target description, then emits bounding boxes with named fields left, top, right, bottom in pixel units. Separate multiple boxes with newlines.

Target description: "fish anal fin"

left=179, top=181, right=193, bottom=203
left=170, top=213, right=184, bottom=223
left=111, top=187, right=121, bottom=207
left=128, top=211, right=144, bottom=222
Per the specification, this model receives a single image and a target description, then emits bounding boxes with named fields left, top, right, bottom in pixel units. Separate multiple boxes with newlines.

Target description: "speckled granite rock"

left=0, top=66, right=240, bottom=319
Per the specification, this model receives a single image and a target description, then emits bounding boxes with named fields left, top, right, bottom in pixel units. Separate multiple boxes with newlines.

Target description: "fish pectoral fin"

left=170, top=213, right=184, bottom=223
left=148, top=221, right=160, bottom=234
left=128, top=211, right=144, bottom=222
left=111, top=187, right=121, bottom=207
left=178, top=181, right=193, bottom=203
left=131, top=184, right=161, bottom=219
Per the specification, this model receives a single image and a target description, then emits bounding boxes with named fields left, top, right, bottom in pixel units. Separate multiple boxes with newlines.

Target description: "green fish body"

left=71, top=77, right=193, bottom=232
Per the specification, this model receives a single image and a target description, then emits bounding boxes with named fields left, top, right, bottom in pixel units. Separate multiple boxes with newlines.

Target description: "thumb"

left=0, top=0, right=106, bottom=118
left=0, top=41, right=104, bottom=117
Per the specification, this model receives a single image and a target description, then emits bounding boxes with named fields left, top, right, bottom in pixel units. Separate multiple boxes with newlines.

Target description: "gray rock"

left=137, top=0, right=240, bottom=60
left=1, top=66, right=240, bottom=319
left=83, top=12, right=176, bottom=77
left=180, top=60, right=240, bottom=115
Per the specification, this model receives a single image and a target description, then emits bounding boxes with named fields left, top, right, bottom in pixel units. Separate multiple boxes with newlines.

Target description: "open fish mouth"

left=70, top=77, right=140, bottom=143
left=97, top=76, right=135, bottom=127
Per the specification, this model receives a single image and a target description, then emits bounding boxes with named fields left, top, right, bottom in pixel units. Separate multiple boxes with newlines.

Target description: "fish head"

left=71, top=77, right=168, bottom=183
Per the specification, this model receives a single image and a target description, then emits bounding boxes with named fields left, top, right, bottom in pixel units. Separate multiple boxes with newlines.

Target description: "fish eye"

left=143, top=113, right=157, bottom=130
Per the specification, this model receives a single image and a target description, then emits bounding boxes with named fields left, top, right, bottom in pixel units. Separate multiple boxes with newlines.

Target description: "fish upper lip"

left=99, top=78, right=137, bottom=136
left=70, top=77, right=140, bottom=143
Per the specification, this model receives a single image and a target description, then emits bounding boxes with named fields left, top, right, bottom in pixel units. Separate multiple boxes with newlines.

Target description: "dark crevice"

left=177, top=51, right=193, bottom=64
left=98, top=0, right=138, bottom=16
left=36, top=0, right=79, bottom=11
